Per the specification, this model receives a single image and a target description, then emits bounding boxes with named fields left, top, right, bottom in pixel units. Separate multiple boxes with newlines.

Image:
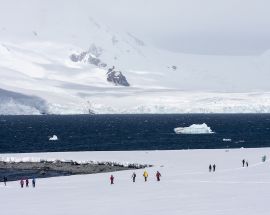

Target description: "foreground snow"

left=1, top=148, right=270, bottom=215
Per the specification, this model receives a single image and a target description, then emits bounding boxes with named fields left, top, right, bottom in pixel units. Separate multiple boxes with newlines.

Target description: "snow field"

left=1, top=148, right=270, bottom=215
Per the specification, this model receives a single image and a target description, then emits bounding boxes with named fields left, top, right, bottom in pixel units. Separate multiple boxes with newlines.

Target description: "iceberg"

left=49, top=135, right=58, bottom=141
left=223, top=138, right=232, bottom=142
left=174, top=123, right=214, bottom=134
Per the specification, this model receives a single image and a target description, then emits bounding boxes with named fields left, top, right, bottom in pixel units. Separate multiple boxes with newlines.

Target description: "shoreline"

left=0, top=160, right=150, bottom=181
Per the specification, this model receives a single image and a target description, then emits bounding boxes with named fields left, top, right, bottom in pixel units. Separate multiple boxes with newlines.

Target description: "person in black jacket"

left=131, top=172, right=136, bottom=183
left=242, top=159, right=245, bottom=167
left=32, top=178, right=36, bottom=188
left=3, top=176, right=7, bottom=186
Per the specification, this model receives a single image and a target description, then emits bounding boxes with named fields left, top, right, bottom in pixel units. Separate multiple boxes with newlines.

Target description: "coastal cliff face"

left=0, top=88, right=48, bottom=115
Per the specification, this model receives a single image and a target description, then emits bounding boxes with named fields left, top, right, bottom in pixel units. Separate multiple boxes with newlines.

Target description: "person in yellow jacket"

left=143, top=170, right=149, bottom=182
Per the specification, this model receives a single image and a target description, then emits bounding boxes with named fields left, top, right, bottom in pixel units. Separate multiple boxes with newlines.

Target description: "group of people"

left=209, top=159, right=251, bottom=172
left=242, top=159, right=249, bottom=167
left=1, top=157, right=257, bottom=188
left=142, top=170, right=161, bottom=182
left=209, top=164, right=216, bottom=172
left=1, top=157, right=256, bottom=188
left=1, top=177, right=36, bottom=188
left=20, top=178, right=36, bottom=188
left=110, top=170, right=161, bottom=184
left=2, top=171, right=160, bottom=187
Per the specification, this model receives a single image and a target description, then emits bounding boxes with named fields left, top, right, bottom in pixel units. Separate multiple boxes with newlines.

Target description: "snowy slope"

left=1, top=148, right=270, bottom=215
left=0, top=1, right=270, bottom=114
left=0, top=88, right=47, bottom=115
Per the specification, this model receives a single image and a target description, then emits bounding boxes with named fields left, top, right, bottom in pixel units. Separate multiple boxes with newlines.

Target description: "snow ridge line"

left=0, top=157, right=153, bottom=169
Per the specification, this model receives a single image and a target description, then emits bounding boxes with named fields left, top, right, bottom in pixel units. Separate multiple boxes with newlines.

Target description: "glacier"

left=0, top=88, right=48, bottom=115
left=0, top=1, right=269, bottom=114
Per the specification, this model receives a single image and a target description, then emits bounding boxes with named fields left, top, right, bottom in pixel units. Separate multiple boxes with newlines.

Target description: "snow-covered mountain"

left=0, top=1, right=270, bottom=114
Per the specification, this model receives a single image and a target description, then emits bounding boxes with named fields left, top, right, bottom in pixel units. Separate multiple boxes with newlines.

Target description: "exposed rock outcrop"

left=70, top=45, right=130, bottom=87
left=70, top=44, right=106, bottom=68
left=172, top=65, right=177, bottom=70
left=107, top=66, right=130, bottom=87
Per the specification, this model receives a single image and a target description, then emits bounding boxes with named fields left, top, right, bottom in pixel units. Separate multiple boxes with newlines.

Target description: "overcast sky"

left=1, top=0, right=270, bottom=55
left=87, top=0, right=270, bottom=55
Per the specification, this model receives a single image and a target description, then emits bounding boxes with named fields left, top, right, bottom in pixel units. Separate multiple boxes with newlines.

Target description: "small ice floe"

left=49, top=135, right=58, bottom=141
left=223, top=138, right=232, bottom=142
left=174, top=123, right=214, bottom=134
left=235, top=140, right=245, bottom=143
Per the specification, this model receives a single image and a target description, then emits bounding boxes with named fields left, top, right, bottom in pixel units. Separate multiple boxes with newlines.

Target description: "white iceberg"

left=49, top=135, right=58, bottom=141
left=174, top=123, right=214, bottom=134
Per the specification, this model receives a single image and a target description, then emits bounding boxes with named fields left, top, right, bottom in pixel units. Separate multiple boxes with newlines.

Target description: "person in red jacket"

left=110, top=175, right=114, bottom=184
left=20, top=179, right=24, bottom=188
left=156, top=171, right=161, bottom=181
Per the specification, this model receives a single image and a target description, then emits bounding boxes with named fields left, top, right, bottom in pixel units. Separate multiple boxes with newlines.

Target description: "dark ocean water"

left=0, top=114, right=270, bottom=153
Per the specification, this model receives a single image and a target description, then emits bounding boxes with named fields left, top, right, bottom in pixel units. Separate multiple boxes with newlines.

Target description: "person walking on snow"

left=246, top=161, right=249, bottom=167
left=242, top=159, right=245, bottom=167
left=32, top=178, right=36, bottom=188
left=20, top=179, right=24, bottom=188
left=213, top=164, right=216, bottom=172
left=209, top=164, right=212, bottom=172
left=132, top=172, right=136, bottom=183
left=3, top=176, right=7, bottom=186
left=143, top=171, right=149, bottom=182
left=110, top=175, right=114, bottom=184
left=156, top=171, right=161, bottom=181
left=26, top=178, right=29, bottom=187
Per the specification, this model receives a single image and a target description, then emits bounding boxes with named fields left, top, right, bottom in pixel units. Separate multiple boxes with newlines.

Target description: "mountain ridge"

left=0, top=4, right=269, bottom=114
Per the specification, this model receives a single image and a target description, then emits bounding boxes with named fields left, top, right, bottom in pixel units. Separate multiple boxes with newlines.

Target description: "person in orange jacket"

left=143, top=170, right=148, bottom=182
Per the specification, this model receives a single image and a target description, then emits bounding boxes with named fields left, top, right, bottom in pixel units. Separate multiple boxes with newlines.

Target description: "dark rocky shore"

left=0, top=160, right=151, bottom=181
